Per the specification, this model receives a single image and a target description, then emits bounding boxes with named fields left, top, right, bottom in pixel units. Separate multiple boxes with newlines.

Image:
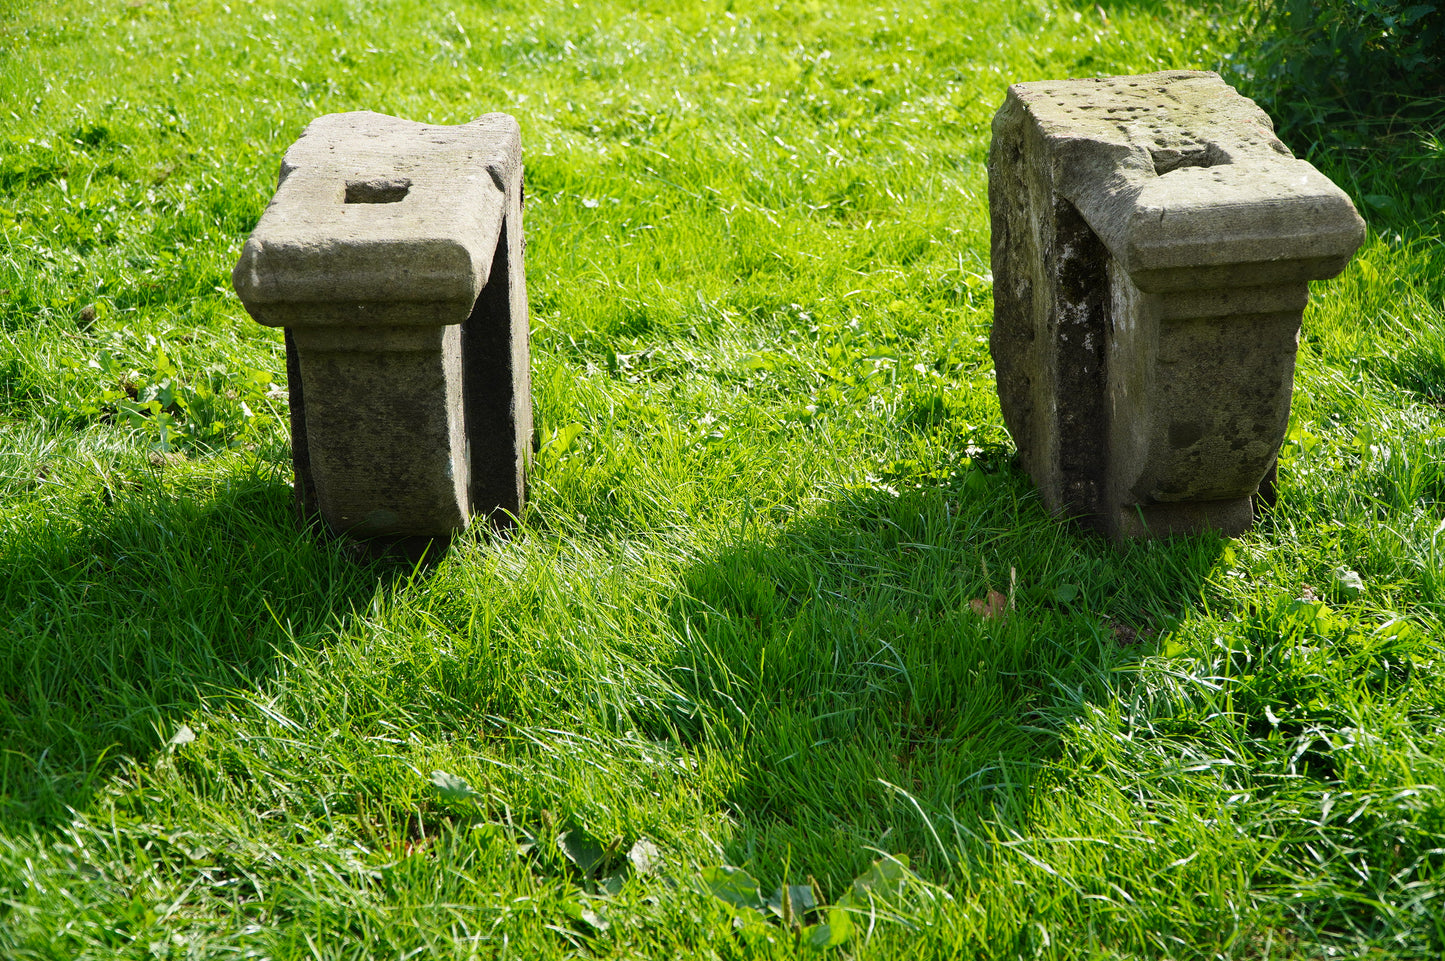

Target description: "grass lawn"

left=3, top=0, right=1445, bottom=956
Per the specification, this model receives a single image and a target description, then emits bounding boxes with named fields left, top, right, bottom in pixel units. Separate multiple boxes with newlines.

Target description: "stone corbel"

left=989, top=71, right=1365, bottom=540
left=233, top=111, right=531, bottom=541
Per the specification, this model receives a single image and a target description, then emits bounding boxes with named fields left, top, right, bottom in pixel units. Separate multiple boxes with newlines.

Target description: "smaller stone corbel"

left=233, top=111, right=532, bottom=542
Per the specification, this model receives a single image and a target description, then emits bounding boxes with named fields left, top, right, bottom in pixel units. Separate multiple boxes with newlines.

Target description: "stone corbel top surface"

left=1004, top=70, right=1366, bottom=292
left=232, top=111, right=520, bottom=326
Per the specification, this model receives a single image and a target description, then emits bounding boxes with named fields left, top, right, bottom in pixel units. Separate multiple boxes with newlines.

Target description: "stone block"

left=988, top=71, right=1364, bottom=540
left=233, top=111, right=531, bottom=541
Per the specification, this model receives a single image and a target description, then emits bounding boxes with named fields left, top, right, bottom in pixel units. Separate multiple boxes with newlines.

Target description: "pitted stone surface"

left=234, top=112, right=531, bottom=542
left=989, top=70, right=1364, bottom=540
left=1008, top=72, right=1363, bottom=284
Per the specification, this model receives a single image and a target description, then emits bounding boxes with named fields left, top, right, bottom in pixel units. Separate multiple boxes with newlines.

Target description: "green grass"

left=3, top=0, right=1445, bottom=957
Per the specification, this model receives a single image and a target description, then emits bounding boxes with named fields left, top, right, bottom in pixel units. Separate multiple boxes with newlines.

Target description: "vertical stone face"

left=233, top=111, right=531, bottom=541
left=988, top=71, right=1365, bottom=541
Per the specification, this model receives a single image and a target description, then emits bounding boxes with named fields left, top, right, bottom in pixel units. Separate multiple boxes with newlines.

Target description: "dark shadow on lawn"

left=0, top=464, right=426, bottom=827
left=662, top=461, right=1228, bottom=890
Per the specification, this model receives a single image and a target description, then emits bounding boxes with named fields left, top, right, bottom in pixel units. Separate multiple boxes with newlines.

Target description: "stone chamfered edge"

left=231, top=111, right=530, bottom=543
left=989, top=70, right=1366, bottom=540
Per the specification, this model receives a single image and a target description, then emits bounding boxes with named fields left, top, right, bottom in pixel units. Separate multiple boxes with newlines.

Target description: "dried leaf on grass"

left=1107, top=619, right=1156, bottom=647
left=969, top=590, right=1009, bottom=619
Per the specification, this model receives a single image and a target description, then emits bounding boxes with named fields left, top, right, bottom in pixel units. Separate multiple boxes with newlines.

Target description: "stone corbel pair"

left=234, top=71, right=1365, bottom=549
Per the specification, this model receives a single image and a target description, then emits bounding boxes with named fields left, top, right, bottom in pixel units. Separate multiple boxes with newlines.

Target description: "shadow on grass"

left=0, top=464, right=422, bottom=827
left=664, top=463, right=1228, bottom=888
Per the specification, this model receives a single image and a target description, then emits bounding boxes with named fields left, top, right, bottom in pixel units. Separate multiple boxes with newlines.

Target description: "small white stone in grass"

left=1333, top=567, right=1365, bottom=600
left=629, top=838, right=662, bottom=875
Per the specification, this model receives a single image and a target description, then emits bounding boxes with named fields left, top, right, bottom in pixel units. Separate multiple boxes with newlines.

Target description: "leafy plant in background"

left=1227, top=0, right=1444, bottom=225
left=1229, top=0, right=1444, bottom=152
left=1237, top=0, right=1443, bottom=120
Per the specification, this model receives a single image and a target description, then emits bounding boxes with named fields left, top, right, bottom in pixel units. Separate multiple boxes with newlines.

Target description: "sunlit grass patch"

left=3, top=0, right=1444, bottom=957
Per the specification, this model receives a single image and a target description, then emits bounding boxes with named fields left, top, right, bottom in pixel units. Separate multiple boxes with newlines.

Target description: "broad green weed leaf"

left=839, top=855, right=910, bottom=910
left=540, top=423, right=584, bottom=463
left=765, top=884, right=815, bottom=923
left=470, top=823, right=506, bottom=846
left=429, top=770, right=481, bottom=803
left=629, top=838, right=662, bottom=875
left=558, top=830, right=607, bottom=878
left=1285, top=425, right=1321, bottom=457
left=1333, top=567, right=1365, bottom=600
left=805, top=908, right=854, bottom=948
left=703, top=865, right=761, bottom=911
left=1374, top=618, right=1422, bottom=642
left=562, top=898, right=611, bottom=933
left=1362, top=193, right=1398, bottom=214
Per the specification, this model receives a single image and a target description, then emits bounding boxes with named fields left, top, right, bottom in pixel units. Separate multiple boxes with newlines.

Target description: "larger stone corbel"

left=988, top=71, right=1365, bottom=541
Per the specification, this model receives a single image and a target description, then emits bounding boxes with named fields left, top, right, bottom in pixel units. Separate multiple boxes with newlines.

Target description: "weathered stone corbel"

left=989, top=71, right=1365, bottom=540
left=233, top=111, right=531, bottom=542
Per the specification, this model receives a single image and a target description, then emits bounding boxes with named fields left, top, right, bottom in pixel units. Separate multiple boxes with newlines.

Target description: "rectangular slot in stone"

left=344, top=177, right=412, bottom=204
left=988, top=70, right=1364, bottom=541
left=1150, top=140, right=1230, bottom=175
left=233, top=111, right=531, bottom=545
